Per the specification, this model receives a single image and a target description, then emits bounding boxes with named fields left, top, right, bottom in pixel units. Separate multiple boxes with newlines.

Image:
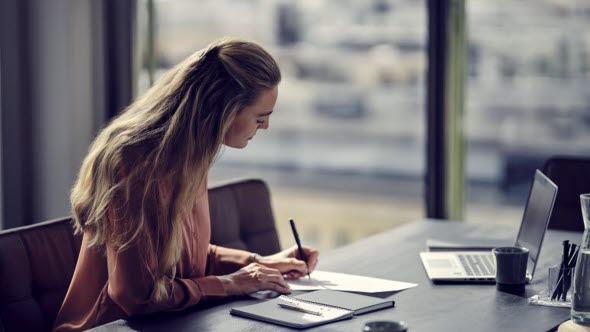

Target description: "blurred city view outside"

left=465, top=0, right=590, bottom=221
left=139, top=0, right=590, bottom=252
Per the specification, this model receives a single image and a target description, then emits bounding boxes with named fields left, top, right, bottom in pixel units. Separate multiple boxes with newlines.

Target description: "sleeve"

left=106, top=241, right=228, bottom=316
left=206, top=244, right=253, bottom=276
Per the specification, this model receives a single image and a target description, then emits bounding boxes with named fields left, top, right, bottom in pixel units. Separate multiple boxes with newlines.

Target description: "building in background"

left=137, top=0, right=589, bottom=250
left=1, top=0, right=587, bottom=252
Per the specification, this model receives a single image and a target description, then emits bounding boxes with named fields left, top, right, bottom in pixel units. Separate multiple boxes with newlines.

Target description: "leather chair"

left=208, top=178, right=281, bottom=255
left=0, top=178, right=280, bottom=332
left=0, top=217, right=81, bottom=332
left=543, top=156, right=590, bottom=232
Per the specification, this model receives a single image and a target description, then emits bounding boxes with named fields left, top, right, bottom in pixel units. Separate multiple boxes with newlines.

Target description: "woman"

left=53, top=38, right=319, bottom=332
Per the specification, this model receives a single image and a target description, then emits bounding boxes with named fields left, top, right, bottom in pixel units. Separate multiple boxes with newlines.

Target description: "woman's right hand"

left=218, top=263, right=291, bottom=296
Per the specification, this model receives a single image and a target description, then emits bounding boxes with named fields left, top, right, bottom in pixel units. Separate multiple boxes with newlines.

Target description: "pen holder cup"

left=548, top=265, right=575, bottom=303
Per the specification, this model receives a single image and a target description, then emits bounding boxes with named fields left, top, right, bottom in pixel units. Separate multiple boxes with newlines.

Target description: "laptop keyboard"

left=458, top=254, right=496, bottom=276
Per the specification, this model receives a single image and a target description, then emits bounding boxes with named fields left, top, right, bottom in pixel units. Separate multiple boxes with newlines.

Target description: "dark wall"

left=0, top=0, right=136, bottom=229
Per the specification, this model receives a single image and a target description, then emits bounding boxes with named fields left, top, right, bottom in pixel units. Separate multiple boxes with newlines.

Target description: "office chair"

left=0, top=217, right=81, bottom=332
left=208, top=178, right=281, bottom=255
left=0, top=178, right=280, bottom=332
left=543, top=156, right=590, bottom=232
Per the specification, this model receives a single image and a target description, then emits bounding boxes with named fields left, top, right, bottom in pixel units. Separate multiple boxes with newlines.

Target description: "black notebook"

left=230, top=290, right=395, bottom=329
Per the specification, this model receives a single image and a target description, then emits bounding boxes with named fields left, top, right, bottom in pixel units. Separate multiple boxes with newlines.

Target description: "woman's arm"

left=207, top=243, right=320, bottom=280
left=107, top=242, right=297, bottom=316
left=206, top=244, right=252, bottom=275
left=255, top=245, right=319, bottom=279
left=106, top=242, right=226, bottom=316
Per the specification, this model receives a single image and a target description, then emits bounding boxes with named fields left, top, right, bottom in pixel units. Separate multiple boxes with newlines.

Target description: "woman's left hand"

left=256, top=245, right=319, bottom=279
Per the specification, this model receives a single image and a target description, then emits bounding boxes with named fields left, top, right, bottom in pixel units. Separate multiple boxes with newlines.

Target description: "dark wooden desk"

left=91, top=219, right=580, bottom=332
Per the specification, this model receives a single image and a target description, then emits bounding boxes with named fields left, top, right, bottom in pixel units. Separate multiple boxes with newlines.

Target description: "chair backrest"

left=208, top=178, right=281, bottom=255
left=543, top=156, right=590, bottom=232
left=0, top=178, right=280, bottom=332
left=0, top=217, right=81, bottom=332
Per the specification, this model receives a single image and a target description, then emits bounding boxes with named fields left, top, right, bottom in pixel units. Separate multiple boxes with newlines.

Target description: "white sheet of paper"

left=287, top=270, right=418, bottom=293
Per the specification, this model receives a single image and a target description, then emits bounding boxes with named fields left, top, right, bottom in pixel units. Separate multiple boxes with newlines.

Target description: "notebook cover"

left=230, top=296, right=353, bottom=329
left=295, top=290, right=395, bottom=315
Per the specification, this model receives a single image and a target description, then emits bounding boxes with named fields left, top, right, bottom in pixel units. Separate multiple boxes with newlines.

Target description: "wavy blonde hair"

left=71, top=38, right=281, bottom=301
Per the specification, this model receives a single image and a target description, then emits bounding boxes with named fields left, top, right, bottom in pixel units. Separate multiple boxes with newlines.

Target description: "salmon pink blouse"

left=53, top=178, right=252, bottom=332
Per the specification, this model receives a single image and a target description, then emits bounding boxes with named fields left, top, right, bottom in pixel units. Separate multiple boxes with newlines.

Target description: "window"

left=139, top=0, right=427, bottom=251
left=465, top=0, right=590, bottom=224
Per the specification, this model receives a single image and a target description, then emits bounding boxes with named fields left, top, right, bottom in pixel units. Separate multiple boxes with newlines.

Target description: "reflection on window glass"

left=141, top=0, right=426, bottom=251
left=465, top=1, right=590, bottom=224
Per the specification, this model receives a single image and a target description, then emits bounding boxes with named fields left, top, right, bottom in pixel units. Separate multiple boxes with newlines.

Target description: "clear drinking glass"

left=572, top=194, right=590, bottom=325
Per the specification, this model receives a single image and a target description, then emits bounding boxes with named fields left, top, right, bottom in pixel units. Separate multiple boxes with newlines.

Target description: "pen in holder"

left=528, top=265, right=576, bottom=307
left=549, top=264, right=575, bottom=303
left=529, top=241, right=579, bottom=308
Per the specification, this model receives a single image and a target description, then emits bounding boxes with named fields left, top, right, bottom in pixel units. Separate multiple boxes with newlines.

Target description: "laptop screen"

left=514, top=170, right=558, bottom=279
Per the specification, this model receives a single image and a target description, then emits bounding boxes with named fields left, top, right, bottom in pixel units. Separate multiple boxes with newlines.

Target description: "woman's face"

left=224, top=86, right=278, bottom=149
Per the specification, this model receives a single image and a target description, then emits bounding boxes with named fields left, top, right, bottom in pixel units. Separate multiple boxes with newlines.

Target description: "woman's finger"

left=257, top=266, right=282, bottom=276
left=263, top=282, right=291, bottom=294
left=282, top=245, right=318, bottom=272
left=302, top=246, right=318, bottom=258
left=304, top=250, right=319, bottom=272
left=273, top=258, right=308, bottom=274
left=312, top=254, right=319, bottom=272
left=287, top=258, right=308, bottom=274
left=262, top=274, right=290, bottom=288
left=285, top=271, right=303, bottom=279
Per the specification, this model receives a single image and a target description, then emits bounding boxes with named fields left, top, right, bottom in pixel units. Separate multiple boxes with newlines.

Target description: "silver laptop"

left=420, top=170, right=558, bottom=282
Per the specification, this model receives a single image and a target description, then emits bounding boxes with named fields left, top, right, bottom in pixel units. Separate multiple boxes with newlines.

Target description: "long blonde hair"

left=71, top=38, right=281, bottom=301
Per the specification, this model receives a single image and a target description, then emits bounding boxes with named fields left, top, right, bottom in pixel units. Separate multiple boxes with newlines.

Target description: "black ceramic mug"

left=492, top=246, right=529, bottom=294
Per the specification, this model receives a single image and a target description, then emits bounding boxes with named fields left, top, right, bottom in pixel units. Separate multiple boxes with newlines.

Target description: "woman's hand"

left=256, top=245, right=319, bottom=279
left=219, top=263, right=291, bottom=296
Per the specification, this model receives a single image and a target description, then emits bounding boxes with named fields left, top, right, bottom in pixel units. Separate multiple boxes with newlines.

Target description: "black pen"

left=290, top=218, right=311, bottom=279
